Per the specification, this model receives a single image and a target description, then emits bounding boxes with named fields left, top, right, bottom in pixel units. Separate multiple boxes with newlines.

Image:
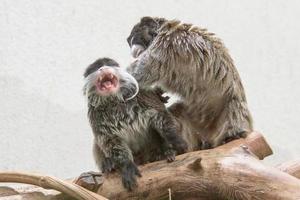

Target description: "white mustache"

left=130, top=44, right=145, bottom=58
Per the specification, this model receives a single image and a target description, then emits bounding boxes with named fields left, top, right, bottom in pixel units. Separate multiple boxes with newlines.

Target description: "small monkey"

left=83, top=58, right=187, bottom=190
left=127, top=17, right=253, bottom=149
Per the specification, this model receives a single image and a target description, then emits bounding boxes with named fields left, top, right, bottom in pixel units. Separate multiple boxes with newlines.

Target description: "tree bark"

left=0, top=171, right=107, bottom=200
left=277, top=159, right=300, bottom=179
left=91, top=132, right=300, bottom=200
left=1, top=132, right=300, bottom=200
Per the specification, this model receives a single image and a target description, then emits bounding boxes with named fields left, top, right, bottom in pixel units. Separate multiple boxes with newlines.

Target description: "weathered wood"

left=74, top=171, right=104, bottom=193
left=0, top=172, right=107, bottom=200
left=87, top=132, right=300, bottom=200
left=0, top=186, right=62, bottom=200
left=277, top=159, right=300, bottom=179
left=1, top=132, right=300, bottom=200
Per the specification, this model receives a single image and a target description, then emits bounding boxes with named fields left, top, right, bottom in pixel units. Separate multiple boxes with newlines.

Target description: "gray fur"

left=128, top=17, right=253, bottom=148
left=83, top=58, right=187, bottom=190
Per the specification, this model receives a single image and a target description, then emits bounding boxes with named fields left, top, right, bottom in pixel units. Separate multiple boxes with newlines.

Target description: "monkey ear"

left=141, top=16, right=156, bottom=24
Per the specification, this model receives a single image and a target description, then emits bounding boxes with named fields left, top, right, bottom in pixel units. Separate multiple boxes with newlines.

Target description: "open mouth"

left=96, top=72, right=119, bottom=94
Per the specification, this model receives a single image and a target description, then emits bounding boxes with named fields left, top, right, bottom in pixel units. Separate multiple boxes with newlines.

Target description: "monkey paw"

left=164, top=149, right=176, bottom=162
left=74, top=171, right=104, bottom=192
left=121, top=160, right=142, bottom=191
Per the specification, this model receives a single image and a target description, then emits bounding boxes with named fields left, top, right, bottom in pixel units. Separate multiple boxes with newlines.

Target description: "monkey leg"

left=213, top=97, right=253, bottom=147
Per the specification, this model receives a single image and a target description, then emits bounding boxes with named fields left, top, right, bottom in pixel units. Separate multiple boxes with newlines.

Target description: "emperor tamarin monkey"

left=83, top=58, right=187, bottom=190
left=127, top=17, right=253, bottom=148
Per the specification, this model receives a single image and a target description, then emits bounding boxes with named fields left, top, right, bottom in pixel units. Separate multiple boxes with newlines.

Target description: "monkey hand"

left=164, top=148, right=176, bottom=162
left=154, top=87, right=170, bottom=103
left=120, top=160, right=142, bottom=191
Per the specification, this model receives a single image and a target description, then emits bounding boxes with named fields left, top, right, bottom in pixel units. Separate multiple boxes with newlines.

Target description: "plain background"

left=0, top=0, right=299, bottom=179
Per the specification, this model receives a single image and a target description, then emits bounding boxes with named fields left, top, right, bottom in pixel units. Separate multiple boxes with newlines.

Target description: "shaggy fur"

left=83, top=57, right=187, bottom=190
left=127, top=17, right=253, bottom=148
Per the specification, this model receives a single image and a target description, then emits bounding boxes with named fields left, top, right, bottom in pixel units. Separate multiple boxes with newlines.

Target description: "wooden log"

left=83, top=132, right=300, bottom=200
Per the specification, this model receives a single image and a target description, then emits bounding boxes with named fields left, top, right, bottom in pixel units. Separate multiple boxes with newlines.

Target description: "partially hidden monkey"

left=127, top=17, right=253, bottom=149
left=83, top=57, right=187, bottom=190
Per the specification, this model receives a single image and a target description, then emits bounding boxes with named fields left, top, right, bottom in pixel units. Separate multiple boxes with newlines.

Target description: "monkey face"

left=83, top=58, right=139, bottom=107
left=91, top=66, right=120, bottom=96
left=127, top=16, right=166, bottom=58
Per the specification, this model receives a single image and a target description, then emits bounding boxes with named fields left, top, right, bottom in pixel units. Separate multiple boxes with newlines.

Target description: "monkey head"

left=127, top=16, right=166, bottom=58
left=83, top=58, right=139, bottom=107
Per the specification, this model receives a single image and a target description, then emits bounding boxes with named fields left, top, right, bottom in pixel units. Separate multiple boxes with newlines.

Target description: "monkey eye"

left=96, top=67, right=103, bottom=71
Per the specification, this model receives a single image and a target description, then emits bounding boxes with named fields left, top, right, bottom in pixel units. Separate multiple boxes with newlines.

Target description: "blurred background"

left=0, top=0, right=299, bottom=179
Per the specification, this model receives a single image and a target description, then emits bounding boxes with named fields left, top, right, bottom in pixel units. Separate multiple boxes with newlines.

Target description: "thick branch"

left=91, top=132, right=300, bottom=200
left=1, top=132, right=299, bottom=200
left=277, top=159, right=300, bottom=179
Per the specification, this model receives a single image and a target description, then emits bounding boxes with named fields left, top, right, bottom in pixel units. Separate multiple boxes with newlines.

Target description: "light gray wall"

left=0, top=0, right=299, bottom=179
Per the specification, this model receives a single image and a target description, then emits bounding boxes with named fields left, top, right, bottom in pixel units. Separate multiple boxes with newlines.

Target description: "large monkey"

left=127, top=17, right=253, bottom=148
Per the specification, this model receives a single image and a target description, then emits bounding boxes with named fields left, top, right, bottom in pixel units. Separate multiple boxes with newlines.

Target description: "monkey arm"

left=95, top=134, right=133, bottom=165
left=129, top=53, right=162, bottom=88
left=93, top=141, right=117, bottom=173
left=94, top=134, right=141, bottom=190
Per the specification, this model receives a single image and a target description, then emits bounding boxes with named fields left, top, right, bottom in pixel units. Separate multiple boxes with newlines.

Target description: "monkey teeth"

left=96, top=72, right=119, bottom=93
left=99, top=74, right=113, bottom=80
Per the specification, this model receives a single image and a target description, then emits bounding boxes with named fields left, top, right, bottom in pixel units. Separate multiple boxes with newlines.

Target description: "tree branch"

left=1, top=132, right=300, bottom=200
left=277, top=159, right=300, bottom=179
left=86, top=132, right=300, bottom=200
left=0, top=171, right=107, bottom=200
